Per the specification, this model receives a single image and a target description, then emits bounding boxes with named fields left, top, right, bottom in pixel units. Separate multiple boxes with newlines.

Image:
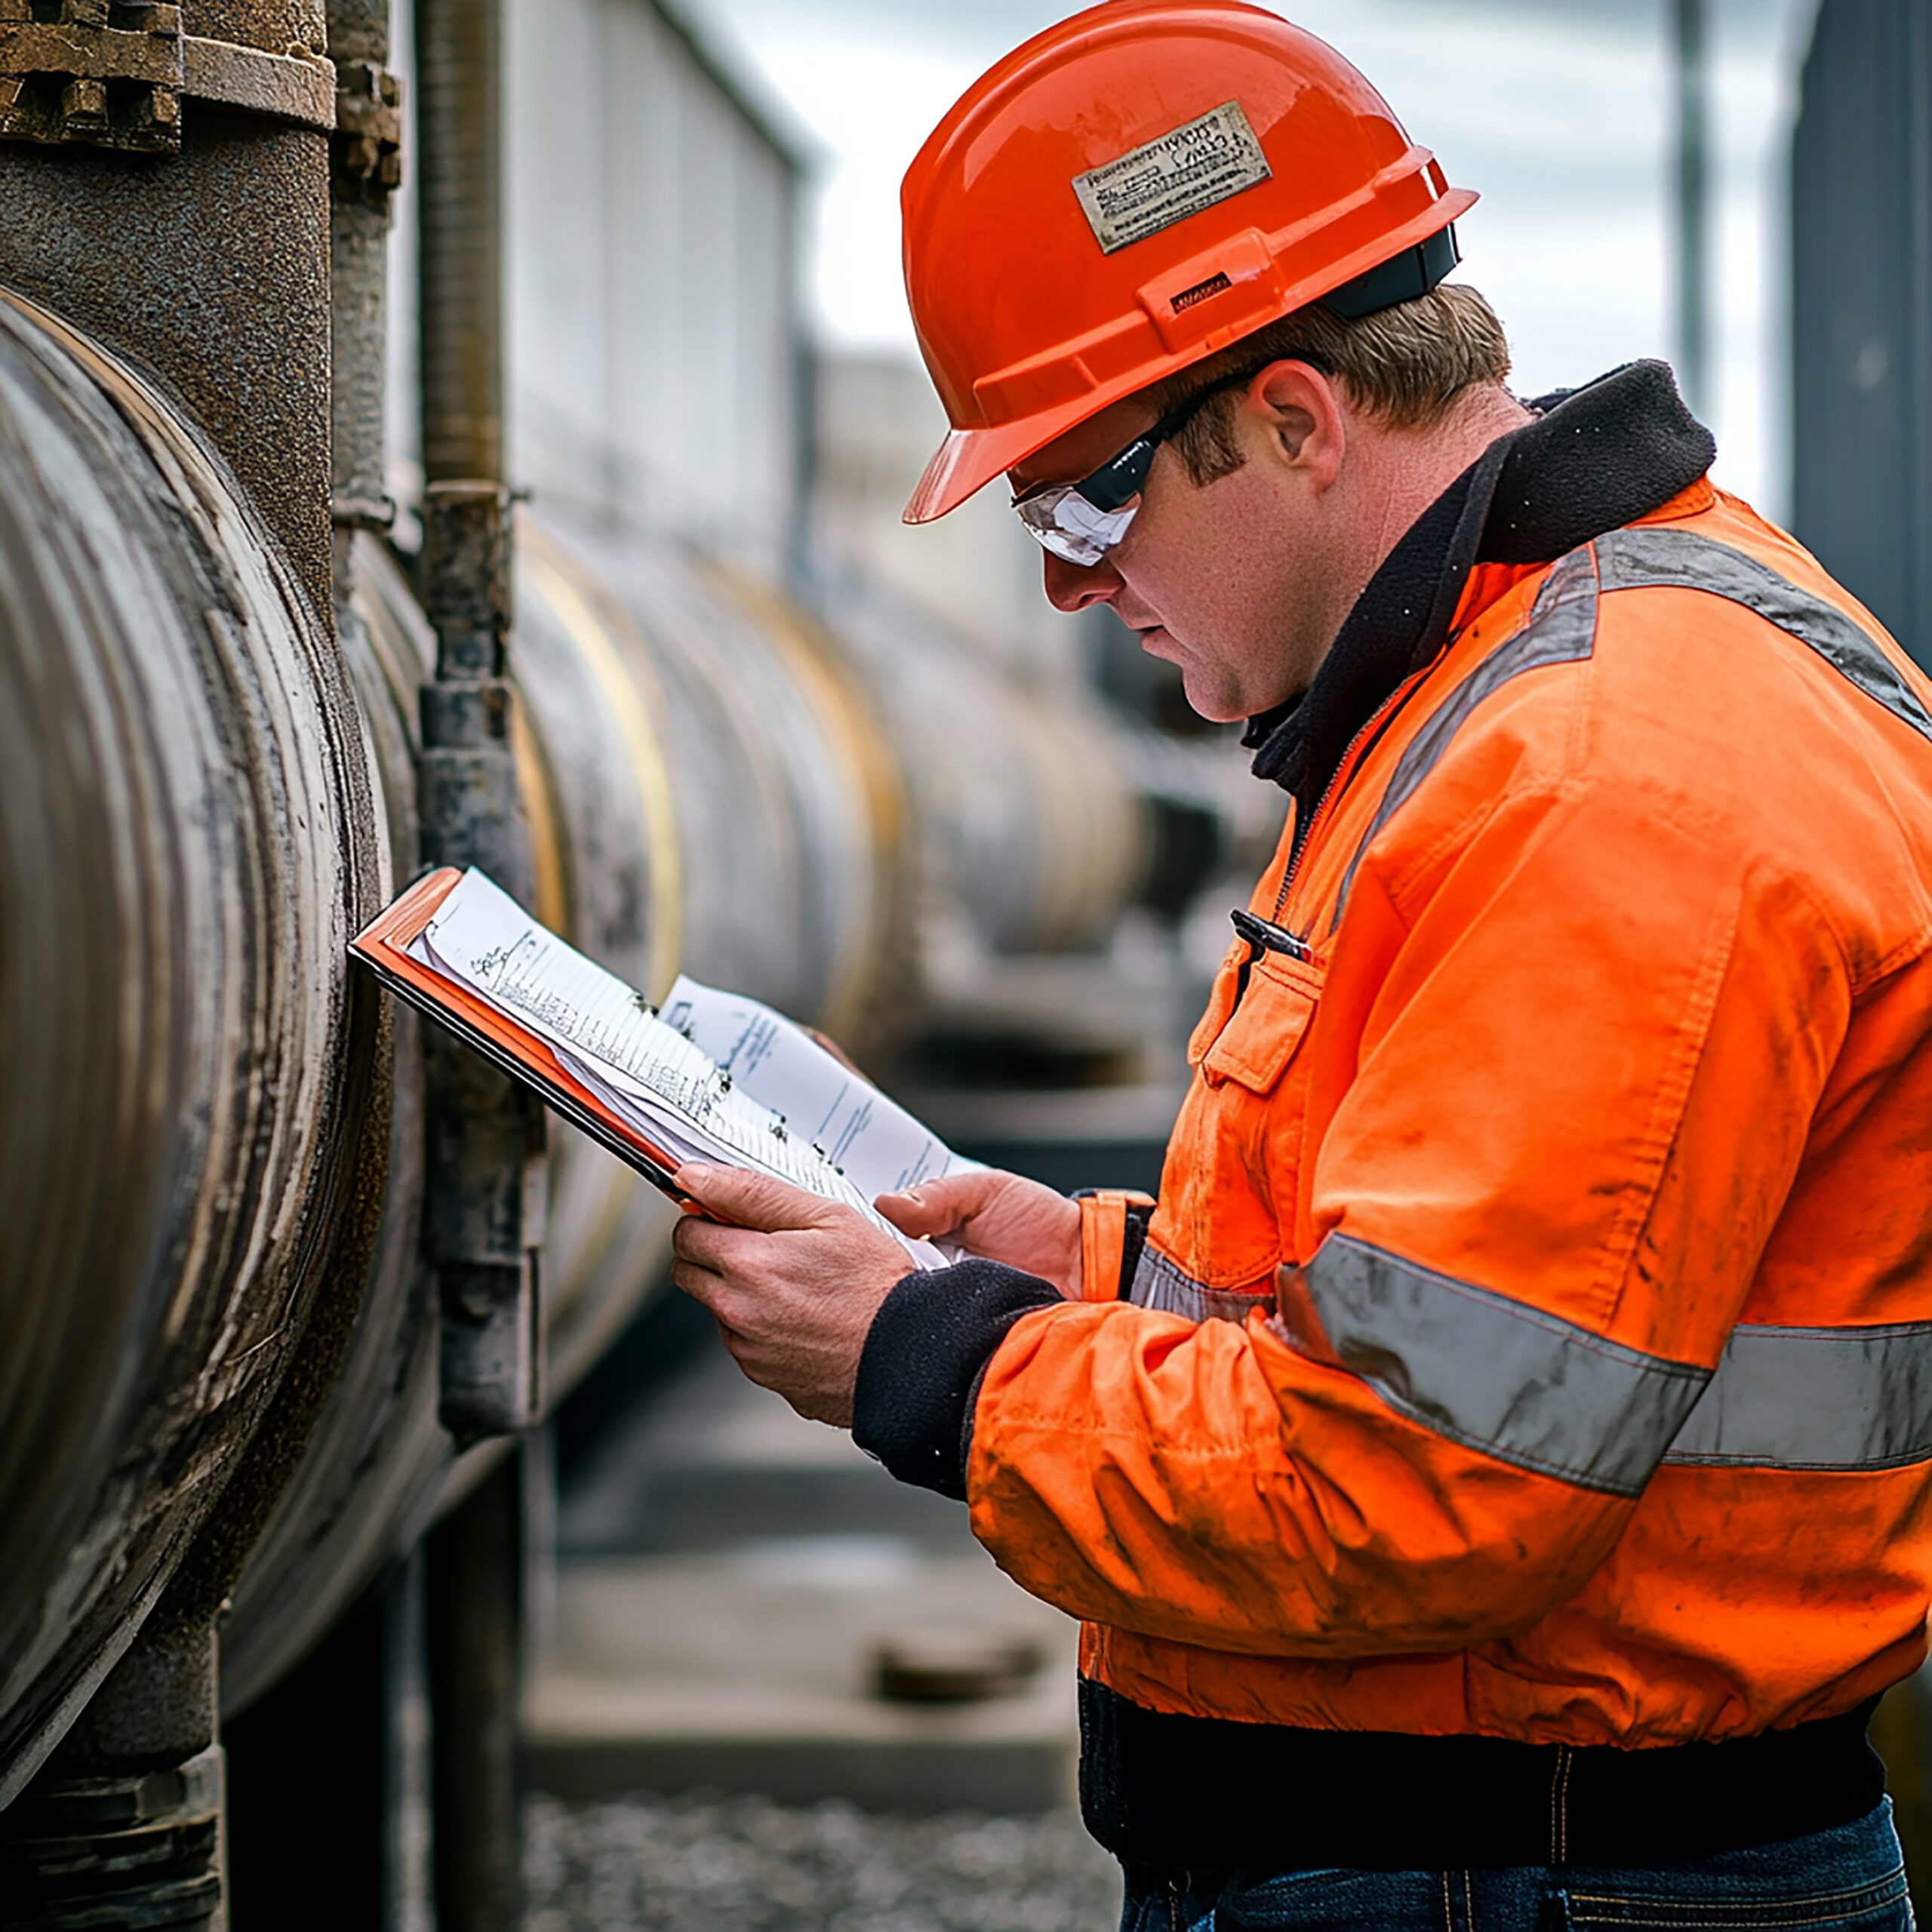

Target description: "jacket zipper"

left=1269, top=694, right=1401, bottom=929
left=1228, top=715, right=1380, bottom=1004
left=1230, top=657, right=1437, bottom=1001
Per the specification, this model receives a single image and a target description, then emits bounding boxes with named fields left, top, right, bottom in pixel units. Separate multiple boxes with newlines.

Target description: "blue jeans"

left=1119, top=1799, right=1912, bottom=1930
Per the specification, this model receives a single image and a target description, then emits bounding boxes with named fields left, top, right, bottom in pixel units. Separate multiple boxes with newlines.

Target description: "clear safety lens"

left=1013, top=485, right=1140, bottom=567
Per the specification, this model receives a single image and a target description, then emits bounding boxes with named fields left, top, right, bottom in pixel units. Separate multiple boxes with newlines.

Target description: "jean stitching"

left=1563, top=1871, right=1908, bottom=1931
left=1566, top=1866, right=1908, bottom=1913
left=1443, top=1869, right=1457, bottom=1932
left=1466, top=1868, right=1477, bottom=1932
left=1563, top=1909, right=1903, bottom=1930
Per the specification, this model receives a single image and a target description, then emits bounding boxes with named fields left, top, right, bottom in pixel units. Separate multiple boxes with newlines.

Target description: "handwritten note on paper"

left=660, top=976, right=969, bottom=1200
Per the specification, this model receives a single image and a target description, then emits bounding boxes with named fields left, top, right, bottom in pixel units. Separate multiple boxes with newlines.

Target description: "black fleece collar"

left=1245, top=360, right=1716, bottom=809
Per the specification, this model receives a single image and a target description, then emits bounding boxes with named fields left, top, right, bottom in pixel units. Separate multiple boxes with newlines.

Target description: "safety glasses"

left=1009, top=361, right=1306, bottom=567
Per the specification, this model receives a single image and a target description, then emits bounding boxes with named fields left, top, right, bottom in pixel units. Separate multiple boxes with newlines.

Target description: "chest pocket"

left=1193, top=946, right=1326, bottom=1094
left=1164, top=944, right=1327, bottom=1292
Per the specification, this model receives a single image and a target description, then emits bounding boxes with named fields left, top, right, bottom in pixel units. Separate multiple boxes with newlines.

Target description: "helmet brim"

left=903, top=401, right=1104, bottom=526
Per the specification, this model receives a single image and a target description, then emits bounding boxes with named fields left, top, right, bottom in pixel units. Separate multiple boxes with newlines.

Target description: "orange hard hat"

left=900, top=0, right=1477, bottom=525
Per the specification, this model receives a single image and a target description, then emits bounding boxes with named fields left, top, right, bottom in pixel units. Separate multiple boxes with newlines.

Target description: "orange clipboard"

left=349, top=867, right=689, bottom=1201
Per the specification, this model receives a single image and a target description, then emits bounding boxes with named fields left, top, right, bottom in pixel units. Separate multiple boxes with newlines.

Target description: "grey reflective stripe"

left=1300, top=1235, right=1711, bottom=1497
left=1130, top=1246, right=1273, bottom=1325
left=1334, top=541, right=1602, bottom=918
left=1138, top=1236, right=1932, bottom=1481
left=1663, top=1322, right=1932, bottom=1472
left=1595, top=528, right=1932, bottom=746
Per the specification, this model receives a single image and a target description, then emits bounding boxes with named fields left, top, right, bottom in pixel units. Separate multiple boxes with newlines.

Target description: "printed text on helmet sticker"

left=1070, top=100, right=1272, bottom=255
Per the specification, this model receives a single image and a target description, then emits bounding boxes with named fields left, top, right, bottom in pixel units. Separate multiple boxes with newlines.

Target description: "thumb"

left=674, top=1161, right=851, bottom=1234
left=875, top=1168, right=1004, bottom=1239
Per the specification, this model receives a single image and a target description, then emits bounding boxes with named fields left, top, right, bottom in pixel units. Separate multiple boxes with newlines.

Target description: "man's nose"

left=1043, top=548, right=1121, bottom=612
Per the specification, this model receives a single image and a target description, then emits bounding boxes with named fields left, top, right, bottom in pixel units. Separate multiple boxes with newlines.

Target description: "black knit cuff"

left=852, top=1260, right=1062, bottom=1500
left=1119, top=1202, right=1152, bottom=1300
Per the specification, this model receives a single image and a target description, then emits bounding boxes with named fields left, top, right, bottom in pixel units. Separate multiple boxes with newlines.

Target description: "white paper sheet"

left=410, top=870, right=946, bottom=1269
left=660, top=974, right=971, bottom=1201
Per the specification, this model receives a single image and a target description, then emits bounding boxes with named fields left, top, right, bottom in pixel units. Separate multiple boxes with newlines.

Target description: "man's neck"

left=1248, top=361, right=1715, bottom=808
left=1353, top=384, right=1536, bottom=585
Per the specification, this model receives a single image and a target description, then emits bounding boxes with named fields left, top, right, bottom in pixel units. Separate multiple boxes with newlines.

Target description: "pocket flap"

left=1186, top=938, right=1247, bottom=1068
left=1201, top=953, right=1324, bottom=1094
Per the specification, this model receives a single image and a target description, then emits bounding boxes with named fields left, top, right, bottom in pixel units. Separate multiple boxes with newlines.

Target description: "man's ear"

left=1248, top=360, right=1347, bottom=489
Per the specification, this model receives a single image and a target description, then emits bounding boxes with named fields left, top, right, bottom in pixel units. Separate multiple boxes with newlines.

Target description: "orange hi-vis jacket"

left=969, top=476, right=1932, bottom=1755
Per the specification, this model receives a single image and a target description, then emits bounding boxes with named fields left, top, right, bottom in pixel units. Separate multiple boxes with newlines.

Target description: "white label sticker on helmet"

left=1071, top=100, right=1272, bottom=255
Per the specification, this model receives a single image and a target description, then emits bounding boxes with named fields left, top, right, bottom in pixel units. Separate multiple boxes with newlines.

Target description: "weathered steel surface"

left=417, top=482, right=548, bottom=1446
left=5, top=1614, right=226, bottom=1921
left=330, top=198, right=396, bottom=532
left=1792, top=0, right=1932, bottom=669
left=327, top=5, right=403, bottom=532
left=328, top=14, right=398, bottom=531
left=192, top=0, right=320, bottom=57
left=0, top=1, right=332, bottom=620
left=333, top=56, right=401, bottom=198
left=217, top=537, right=442, bottom=1718
left=183, top=32, right=334, bottom=129
left=0, top=288, right=387, bottom=1805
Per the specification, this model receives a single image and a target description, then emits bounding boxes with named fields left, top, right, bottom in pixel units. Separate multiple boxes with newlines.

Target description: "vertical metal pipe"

left=1672, top=0, right=1712, bottom=417
left=383, top=1551, right=435, bottom=1932
left=426, top=1454, right=525, bottom=1932
left=416, top=0, right=503, bottom=485
left=411, top=3, right=537, bottom=1921
left=411, top=0, right=543, bottom=1446
left=329, top=0, right=404, bottom=552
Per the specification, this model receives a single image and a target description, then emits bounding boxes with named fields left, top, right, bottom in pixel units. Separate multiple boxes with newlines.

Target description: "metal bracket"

left=333, top=56, right=400, bottom=202
left=417, top=481, right=549, bottom=1448
left=0, top=0, right=335, bottom=155
left=329, top=490, right=396, bottom=531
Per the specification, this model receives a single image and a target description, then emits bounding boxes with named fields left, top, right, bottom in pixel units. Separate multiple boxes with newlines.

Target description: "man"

left=671, top=4, right=1932, bottom=1924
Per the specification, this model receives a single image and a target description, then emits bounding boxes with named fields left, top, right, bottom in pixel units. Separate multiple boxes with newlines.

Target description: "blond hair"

left=1149, top=282, right=1512, bottom=485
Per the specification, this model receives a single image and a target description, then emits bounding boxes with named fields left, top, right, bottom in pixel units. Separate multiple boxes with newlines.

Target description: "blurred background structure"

left=11, top=1, right=1932, bottom=1929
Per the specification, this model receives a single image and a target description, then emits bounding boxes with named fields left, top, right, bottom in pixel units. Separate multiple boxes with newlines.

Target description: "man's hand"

left=669, top=1164, right=915, bottom=1427
left=875, top=1168, right=1081, bottom=1297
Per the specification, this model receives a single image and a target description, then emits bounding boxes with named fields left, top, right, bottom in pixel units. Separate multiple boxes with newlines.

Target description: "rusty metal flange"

left=0, top=0, right=335, bottom=154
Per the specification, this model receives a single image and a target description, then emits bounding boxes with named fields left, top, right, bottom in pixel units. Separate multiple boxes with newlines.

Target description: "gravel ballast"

left=523, top=1792, right=1122, bottom=1931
